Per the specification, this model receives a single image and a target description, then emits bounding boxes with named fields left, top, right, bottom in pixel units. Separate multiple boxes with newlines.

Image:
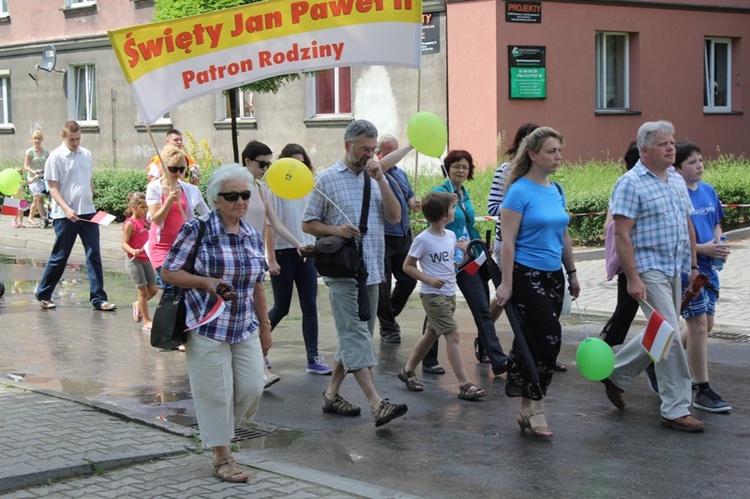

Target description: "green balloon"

left=407, top=111, right=447, bottom=158
left=0, top=168, right=23, bottom=196
left=576, top=338, right=615, bottom=381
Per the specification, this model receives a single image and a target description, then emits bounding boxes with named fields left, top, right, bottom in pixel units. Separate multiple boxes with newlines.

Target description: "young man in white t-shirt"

left=399, top=192, right=486, bottom=400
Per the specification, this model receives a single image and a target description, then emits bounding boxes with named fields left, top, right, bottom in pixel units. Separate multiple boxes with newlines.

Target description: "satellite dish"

left=39, top=45, right=57, bottom=73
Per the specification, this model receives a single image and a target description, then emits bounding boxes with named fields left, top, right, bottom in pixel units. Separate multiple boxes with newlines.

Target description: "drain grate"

left=708, top=330, right=750, bottom=343
left=187, top=423, right=275, bottom=443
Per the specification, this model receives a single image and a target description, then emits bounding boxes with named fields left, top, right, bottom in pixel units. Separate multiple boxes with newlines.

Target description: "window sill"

left=79, top=123, right=100, bottom=133
left=594, top=109, right=641, bottom=116
left=303, top=115, right=353, bottom=128
left=134, top=123, right=173, bottom=133
left=0, top=125, right=16, bottom=134
left=703, top=110, right=743, bottom=116
left=63, top=3, right=97, bottom=15
left=214, top=118, right=257, bottom=130
left=0, top=14, right=10, bottom=24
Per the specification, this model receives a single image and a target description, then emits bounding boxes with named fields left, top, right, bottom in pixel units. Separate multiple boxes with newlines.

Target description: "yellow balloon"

left=265, top=158, right=314, bottom=200
left=0, top=168, right=23, bottom=196
left=407, top=111, right=448, bottom=158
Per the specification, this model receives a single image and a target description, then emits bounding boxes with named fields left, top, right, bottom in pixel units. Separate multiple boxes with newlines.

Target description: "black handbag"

left=314, top=175, right=370, bottom=279
left=150, top=220, right=206, bottom=350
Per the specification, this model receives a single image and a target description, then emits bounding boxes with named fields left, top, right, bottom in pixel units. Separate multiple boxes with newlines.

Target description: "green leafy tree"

left=153, top=0, right=301, bottom=93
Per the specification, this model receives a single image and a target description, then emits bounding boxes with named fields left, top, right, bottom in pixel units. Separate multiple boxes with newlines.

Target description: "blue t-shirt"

left=688, top=182, right=724, bottom=277
left=503, top=177, right=569, bottom=272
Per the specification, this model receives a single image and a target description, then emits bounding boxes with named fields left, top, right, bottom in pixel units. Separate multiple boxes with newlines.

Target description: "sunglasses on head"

left=167, top=166, right=187, bottom=173
left=218, top=190, right=252, bottom=202
left=254, top=159, right=272, bottom=170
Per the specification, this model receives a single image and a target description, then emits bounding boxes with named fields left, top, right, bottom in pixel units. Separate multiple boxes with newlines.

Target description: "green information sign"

left=508, top=45, right=546, bottom=99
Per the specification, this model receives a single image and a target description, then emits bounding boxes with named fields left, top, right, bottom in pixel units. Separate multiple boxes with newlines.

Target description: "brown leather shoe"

left=660, top=415, right=705, bottom=433
left=603, top=378, right=626, bottom=410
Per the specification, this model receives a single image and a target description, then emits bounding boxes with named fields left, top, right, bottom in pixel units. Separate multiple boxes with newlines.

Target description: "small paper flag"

left=91, top=211, right=116, bottom=226
left=462, top=251, right=487, bottom=276
left=188, top=299, right=226, bottom=330
left=1, top=197, right=21, bottom=216
left=640, top=310, right=675, bottom=363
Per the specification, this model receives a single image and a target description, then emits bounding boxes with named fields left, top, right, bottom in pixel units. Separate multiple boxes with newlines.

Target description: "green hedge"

left=3, top=155, right=749, bottom=245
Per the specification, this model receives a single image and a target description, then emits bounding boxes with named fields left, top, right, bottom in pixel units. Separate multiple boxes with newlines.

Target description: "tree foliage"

left=153, top=0, right=302, bottom=94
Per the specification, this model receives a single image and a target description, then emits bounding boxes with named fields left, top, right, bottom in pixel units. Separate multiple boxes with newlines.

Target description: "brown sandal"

left=516, top=412, right=553, bottom=438
left=458, top=383, right=486, bottom=401
left=212, top=456, right=249, bottom=483
left=398, top=367, right=424, bottom=392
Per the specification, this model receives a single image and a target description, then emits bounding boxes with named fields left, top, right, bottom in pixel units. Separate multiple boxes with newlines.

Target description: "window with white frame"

left=68, top=64, right=97, bottom=123
left=137, top=109, right=171, bottom=125
left=595, top=32, right=629, bottom=110
left=1, top=0, right=9, bottom=17
left=704, top=37, right=731, bottom=112
left=223, top=88, right=254, bottom=120
left=0, top=72, right=11, bottom=126
left=308, top=67, right=351, bottom=116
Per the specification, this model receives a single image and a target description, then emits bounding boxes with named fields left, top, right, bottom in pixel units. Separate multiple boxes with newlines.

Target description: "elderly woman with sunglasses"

left=162, top=164, right=270, bottom=483
left=146, top=145, right=209, bottom=282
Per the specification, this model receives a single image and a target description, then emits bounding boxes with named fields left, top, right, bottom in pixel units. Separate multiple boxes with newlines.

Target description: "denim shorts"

left=681, top=281, right=718, bottom=318
left=126, top=257, right=157, bottom=289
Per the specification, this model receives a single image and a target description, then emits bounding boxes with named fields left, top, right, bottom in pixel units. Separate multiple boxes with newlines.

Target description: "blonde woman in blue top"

left=495, top=127, right=580, bottom=438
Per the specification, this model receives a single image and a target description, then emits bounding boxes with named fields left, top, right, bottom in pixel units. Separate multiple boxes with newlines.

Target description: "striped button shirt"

left=162, top=211, right=266, bottom=343
left=609, top=161, right=692, bottom=278
left=302, top=160, right=387, bottom=285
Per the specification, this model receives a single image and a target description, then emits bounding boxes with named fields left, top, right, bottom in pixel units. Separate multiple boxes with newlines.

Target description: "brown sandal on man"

left=212, top=456, right=249, bottom=483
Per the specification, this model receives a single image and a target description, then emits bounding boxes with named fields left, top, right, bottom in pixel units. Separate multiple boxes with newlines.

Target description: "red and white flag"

left=187, top=299, right=226, bottom=331
left=90, top=211, right=116, bottom=226
left=462, top=251, right=487, bottom=276
left=640, top=310, right=675, bottom=363
left=1, top=197, right=21, bottom=216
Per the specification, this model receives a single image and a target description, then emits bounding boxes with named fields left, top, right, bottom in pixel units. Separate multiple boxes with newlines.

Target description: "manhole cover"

left=187, top=423, right=275, bottom=443
left=708, top=330, right=750, bottom=343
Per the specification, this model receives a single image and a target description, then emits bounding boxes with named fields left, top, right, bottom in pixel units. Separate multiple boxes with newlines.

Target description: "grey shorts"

left=125, top=257, right=157, bottom=288
left=420, top=293, right=457, bottom=336
left=327, top=280, right=379, bottom=371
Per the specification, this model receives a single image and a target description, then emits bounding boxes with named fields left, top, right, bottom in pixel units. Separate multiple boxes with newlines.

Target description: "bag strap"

left=359, top=175, right=371, bottom=235
left=187, top=219, right=206, bottom=273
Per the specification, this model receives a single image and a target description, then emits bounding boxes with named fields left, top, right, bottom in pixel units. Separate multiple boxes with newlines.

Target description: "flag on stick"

left=461, top=251, right=487, bottom=276
left=1, top=197, right=21, bottom=216
left=90, top=211, right=116, bottom=226
left=640, top=310, right=675, bottom=363
left=188, top=299, right=225, bottom=330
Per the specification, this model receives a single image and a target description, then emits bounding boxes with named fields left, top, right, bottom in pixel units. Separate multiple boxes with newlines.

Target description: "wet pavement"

left=1, top=222, right=750, bottom=497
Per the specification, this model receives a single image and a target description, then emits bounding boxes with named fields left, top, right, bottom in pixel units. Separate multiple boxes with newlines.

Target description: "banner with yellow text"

left=108, top=0, right=422, bottom=124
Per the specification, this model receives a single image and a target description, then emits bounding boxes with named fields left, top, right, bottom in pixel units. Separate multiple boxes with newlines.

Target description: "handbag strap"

left=187, top=219, right=206, bottom=273
left=359, top=174, right=371, bottom=235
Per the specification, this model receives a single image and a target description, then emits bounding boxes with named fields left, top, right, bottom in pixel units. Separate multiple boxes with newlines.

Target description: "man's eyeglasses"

left=254, top=160, right=272, bottom=170
left=218, top=190, right=252, bottom=202
left=167, top=166, right=187, bottom=173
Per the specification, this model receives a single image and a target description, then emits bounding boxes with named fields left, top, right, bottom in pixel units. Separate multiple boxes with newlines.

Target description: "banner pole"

left=413, top=66, right=422, bottom=195
left=146, top=125, right=187, bottom=221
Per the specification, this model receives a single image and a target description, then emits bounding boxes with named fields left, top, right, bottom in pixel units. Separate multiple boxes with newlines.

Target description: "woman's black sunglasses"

left=167, top=166, right=186, bottom=173
left=218, top=191, right=252, bottom=202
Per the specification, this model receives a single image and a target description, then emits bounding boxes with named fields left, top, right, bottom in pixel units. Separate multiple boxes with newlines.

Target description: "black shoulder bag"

left=150, top=220, right=206, bottom=350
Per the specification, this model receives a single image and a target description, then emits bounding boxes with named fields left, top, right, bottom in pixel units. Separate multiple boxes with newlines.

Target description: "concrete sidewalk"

left=0, top=382, right=416, bottom=498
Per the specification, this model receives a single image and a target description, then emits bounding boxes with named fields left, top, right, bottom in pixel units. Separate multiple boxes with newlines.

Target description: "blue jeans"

left=268, top=248, right=319, bottom=364
left=36, top=214, right=108, bottom=307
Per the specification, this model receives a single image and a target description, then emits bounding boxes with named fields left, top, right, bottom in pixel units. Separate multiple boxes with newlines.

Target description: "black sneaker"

left=694, top=388, right=731, bottom=413
left=645, top=363, right=659, bottom=394
left=372, top=399, right=407, bottom=427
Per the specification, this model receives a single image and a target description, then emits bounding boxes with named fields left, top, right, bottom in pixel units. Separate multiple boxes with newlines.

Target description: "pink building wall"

left=0, top=0, right=152, bottom=45
left=447, top=0, right=750, bottom=168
